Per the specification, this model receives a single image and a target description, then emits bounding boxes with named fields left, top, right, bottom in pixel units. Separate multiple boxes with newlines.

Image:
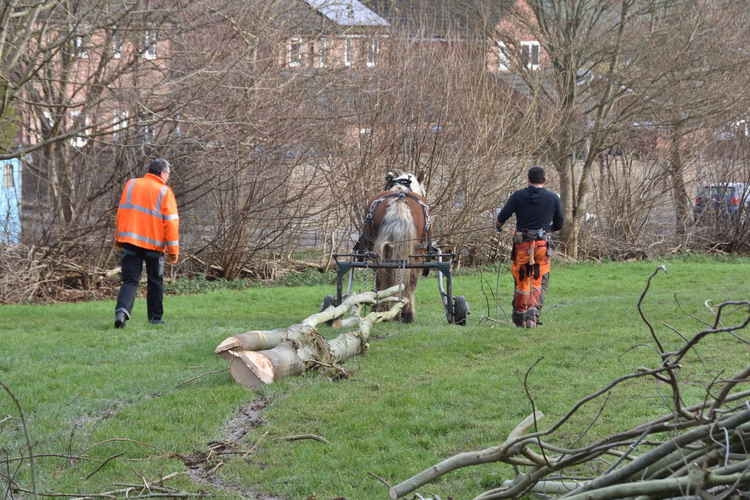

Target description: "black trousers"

left=115, top=243, right=165, bottom=321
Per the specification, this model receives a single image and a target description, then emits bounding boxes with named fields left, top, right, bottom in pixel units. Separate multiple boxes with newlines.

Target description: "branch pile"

left=391, top=267, right=750, bottom=500
left=0, top=243, right=118, bottom=304
left=215, top=285, right=406, bottom=388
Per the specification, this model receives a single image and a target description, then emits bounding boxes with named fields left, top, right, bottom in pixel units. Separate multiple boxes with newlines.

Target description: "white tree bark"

left=216, top=285, right=406, bottom=389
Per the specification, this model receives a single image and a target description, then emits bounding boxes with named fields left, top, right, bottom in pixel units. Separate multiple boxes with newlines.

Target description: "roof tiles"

left=303, top=0, right=390, bottom=26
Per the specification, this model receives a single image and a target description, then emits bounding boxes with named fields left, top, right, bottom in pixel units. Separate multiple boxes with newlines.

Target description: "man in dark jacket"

left=496, top=166, right=564, bottom=328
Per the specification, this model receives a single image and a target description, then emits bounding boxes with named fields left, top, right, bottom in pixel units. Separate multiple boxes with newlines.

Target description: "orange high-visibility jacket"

left=115, top=173, right=179, bottom=257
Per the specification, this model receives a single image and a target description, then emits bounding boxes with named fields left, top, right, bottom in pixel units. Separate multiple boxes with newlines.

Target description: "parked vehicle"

left=693, top=183, right=750, bottom=220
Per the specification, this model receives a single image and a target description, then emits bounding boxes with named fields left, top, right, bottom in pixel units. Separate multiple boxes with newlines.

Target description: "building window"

left=288, top=38, right=302, bottom=67
left=734, top=119, right=749, bottom=137
left=74, top=35, right=88, bottom=58
left=3, top=164, right=13, bottom=189
left=112, top=110, right=129, bottom=137
left=453, top=190, right=465, bottom=208
left=344, top=38, right=353, bottom=67
left=366, top=38, right=379, bottom=67
left=112, top=30, right=123, bottom=59
left=520, top=41, right=540, bottom=70
left=69, top=111, right=89, bottom=148
left=40, top=110, right=54, bottom=130
left=144, top=30, right=157, bottom=60
left=496, top=41, right=509, bottom=71
left=319, top=38, right=329, bottom=67
left=142, top=124, right=154, bottom=144
left=307, top=41, right=315, bottom=67
left=173, top=114, right=182, bottom=137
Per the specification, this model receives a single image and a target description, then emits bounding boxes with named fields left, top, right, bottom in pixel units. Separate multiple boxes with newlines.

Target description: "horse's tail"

left=373, top=201, right=417, bottom=263
left=371, top=195, right=421, bottom=322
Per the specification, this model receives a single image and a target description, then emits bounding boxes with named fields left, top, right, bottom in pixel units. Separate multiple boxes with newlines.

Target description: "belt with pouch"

left=513, top=229, right=547, bottom=243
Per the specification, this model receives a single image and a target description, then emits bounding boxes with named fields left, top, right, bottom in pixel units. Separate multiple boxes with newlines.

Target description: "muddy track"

left=181, top=396, right=283, bottom=499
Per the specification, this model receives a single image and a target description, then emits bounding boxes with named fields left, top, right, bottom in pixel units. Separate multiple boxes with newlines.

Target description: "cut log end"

left=216, top=350, right=235, bottom=362
left=215, top=336, right=241, bottom=354
left=229, top=357, right=264, bottom=389
left=233, top=350, right=275, bottom=385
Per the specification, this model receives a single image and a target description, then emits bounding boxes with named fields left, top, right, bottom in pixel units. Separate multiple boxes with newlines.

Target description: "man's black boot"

left=114, top=311, right=127, bottom=328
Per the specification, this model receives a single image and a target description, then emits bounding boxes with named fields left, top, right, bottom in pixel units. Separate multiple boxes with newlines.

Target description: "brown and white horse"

left=354, top=170, right=430, bottom=323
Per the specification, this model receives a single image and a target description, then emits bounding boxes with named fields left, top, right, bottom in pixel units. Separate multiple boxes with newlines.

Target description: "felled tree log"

left=225, top=302, right=405, bottom=388
left=216, top=286, right=406, bottom=389
left=215, top=285, right=404, bottom=358
left=327, top=302, right=405, bottom=361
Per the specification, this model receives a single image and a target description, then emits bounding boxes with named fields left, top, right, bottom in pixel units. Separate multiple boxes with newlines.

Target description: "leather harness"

left=357, top=191, right=433, bottom=252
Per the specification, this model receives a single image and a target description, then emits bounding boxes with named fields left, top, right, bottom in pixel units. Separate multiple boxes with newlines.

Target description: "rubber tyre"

left=453, top=296, right=469, bottom=326
left=320, top=295, right=336, bottom=312
left=321, top=295, right=337, bottom=326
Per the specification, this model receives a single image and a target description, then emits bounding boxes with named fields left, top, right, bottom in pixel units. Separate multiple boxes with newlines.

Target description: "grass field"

left=1, top=256, right=749, bottom=499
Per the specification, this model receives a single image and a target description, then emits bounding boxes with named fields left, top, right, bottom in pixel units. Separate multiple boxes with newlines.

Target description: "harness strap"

left=362, top=191, right=432, bottom=247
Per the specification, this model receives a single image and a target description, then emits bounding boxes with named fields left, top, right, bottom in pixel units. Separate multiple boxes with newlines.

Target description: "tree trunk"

left=215, top=285, right=404, bottom=356
left=556, top=156, right=579, bottom=258
left=224, top=301, right=404, bottom=388
left=669, top=125, right=689, bottom=236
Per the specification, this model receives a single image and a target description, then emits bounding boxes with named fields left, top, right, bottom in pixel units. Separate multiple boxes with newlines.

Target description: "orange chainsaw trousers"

left=511, top=239, right=550, bottom=328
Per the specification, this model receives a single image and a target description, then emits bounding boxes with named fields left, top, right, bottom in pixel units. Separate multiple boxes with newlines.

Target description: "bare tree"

left=0, top=0, right=59, bottom=153
left=158, top=0, right=358, bottom=277
left=307, top=11, right=556, bottom=265
left=8, top=1, right=216, bottom=247
left=629, top=1, right=750, bottom=237
left=493, top=0, right=750, bottom=257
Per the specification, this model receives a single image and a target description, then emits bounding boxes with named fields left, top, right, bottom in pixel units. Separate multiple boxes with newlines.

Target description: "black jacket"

left=496, top=186, right=564, bottom=232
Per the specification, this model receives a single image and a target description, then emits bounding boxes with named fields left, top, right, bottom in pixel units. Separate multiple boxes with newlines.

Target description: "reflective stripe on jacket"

left=115, top=173, right=179, bottom=257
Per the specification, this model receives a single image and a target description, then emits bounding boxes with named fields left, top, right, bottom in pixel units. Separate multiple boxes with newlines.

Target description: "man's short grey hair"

left=147, top=158, right=171, bottom=175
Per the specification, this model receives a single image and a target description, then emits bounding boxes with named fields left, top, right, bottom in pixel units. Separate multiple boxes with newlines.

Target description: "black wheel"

left=320, top=295, right=336, bottom=312
left=320, top=295, right=337, bottom=326
left=453, top=296, right=469, bottom=326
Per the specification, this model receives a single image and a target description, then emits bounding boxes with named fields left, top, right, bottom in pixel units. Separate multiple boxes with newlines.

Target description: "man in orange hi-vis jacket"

left=113, top=158, right=179, bottom=328
left=496, top=166, right=563, bottom=328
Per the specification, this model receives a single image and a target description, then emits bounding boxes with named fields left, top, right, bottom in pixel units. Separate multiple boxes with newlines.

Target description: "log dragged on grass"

left=216, top=285, right=406, bottom=389
left=215, top=285, right=404, bottom=358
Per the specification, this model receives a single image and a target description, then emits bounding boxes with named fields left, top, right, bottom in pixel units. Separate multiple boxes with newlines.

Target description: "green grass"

left=1, top=256, right=749, bottom=498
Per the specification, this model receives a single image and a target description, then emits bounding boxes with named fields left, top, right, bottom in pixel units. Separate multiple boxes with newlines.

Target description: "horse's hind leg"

left=374, top=268, right=392, bottom=312
left=400, top=269, right=418, bottom=323
left=401, top=297, right=414, bottom=323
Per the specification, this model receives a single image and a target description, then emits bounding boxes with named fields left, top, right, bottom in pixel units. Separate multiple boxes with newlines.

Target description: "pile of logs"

left=215, top=285, right=406, bottom=388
